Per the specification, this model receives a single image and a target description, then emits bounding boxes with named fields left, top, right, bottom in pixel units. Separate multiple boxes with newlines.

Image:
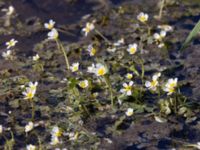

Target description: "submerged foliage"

left=0, top=0, right=199, bottom=149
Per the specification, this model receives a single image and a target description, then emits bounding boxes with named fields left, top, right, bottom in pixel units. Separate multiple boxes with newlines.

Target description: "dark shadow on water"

left=170, top=124, right=200, bottom=142
left=157, top=138, right=172, bottom=149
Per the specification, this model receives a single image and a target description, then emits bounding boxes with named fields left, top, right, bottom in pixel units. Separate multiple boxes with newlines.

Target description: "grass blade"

left=181, top=20, right=200, bottom=50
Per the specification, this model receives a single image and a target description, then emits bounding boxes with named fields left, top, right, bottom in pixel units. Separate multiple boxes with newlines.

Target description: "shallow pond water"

left=0, top=0, right=200, bottom=149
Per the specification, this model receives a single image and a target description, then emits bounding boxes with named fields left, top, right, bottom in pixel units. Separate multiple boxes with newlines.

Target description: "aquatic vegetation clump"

left=0, top=0, right=199, bottom=149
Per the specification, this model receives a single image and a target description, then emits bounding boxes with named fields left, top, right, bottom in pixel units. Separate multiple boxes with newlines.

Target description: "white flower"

left=120, top=81, right=134, bottom=96
left=51, top=126, right=62, bottom=137
left=158, top=43, right=165, bottom=48
left=26, top=144, right=36, bottom=150
left=87, top=63, right=107, bottom=76
left=70, top=62, right=79, bottom=72
left=157, top=25, right=173, bottom=32
left=0, top=125, right=3, bottom=134
left=20, top=85, right=25, bottom=89
left=126, top=73, right=133, bottom=79
left=82, top=22, right=95, bottom=36
left=79, top=80, right=89, bottom=88
left=44, top=19, right=56, bottom=30
left=6, top=39, right=18, bottom=49
left=28, top=82, right=38, bottom=92
left=127, top=43, right=137, bottom=55
left=68, top=132, right=79, bottom=141
left=163, top=78, right=178, bottom=95
left=25, top=122, right=34, bottom=133
left=22, top=88, right=36, bottom=100
left=160, top=30, right=166, bottom=37
left=50, top=126, right=62, bottom=145
left=87, top=64, right=95, bottom=73
left=137, top=12, right=149, bottom=23
left=197, top=142, right=200, bottom=149
left=2, top=50, right=12, bottom=60
left=145, top=72, right=161, bottom=91
left=33, top=54, right=40, bottom=61
left=125, top=108, right=133, bottom=116
left=104, top=138, right=113, bottom=144
left=107, top=47, right=117, bottom=52
left=48, top=28, right=59, bottom=40
left=153, top=30, right=166, bottom=42
left=2, top=6, right=15, bottom=16
left=95, top=63, right=107, bottom=76
left=22, top=81, right=38, bottom=100
left=87, top=44, right=96, bottom=56
left=114, top=38, right=124, bottom=46
left=50, top=136, right=60, bottom=145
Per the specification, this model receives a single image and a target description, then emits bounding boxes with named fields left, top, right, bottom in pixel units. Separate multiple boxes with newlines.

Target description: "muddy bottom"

left=0, top=0, right=200, bottom=149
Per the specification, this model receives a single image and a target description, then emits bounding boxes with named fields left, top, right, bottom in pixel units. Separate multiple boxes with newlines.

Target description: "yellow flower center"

left=47, top=24, right=53, bottom=30
left=169, top=83, right=176, bottom=88
left=139, top=16, right=147, bottom=22
left=97, top=68, right=106, bottom=76
left=85, top=27, right=90, bottom=33
left=55, top=131, right=62, bottom=137
left=151, top=80, right=158, bottom=87
left=127, top=111, right=133, bottom=116
left=168, top=87, right=175, bottom=94
left=125, top=86, right=132, bottom=91
left=8, top=41, right=14, bottom=46
left=127, top=74, right=133, bottom=79
left=91, top=47, right=96, bottom=56
left=79, top=81, right=87, bottom=88
left=129, top=47, right=136, bottom=54
left=26, top=92, right=34, bottom=99
left=72, top=66, right=78, bottom=72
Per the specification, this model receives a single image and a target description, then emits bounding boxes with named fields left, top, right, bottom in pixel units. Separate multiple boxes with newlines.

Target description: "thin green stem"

left=31, top=100, right=35, bottom=121
left=144, top=23, right=151, bottom=35
left=159, top=0, right=165, bottom=19
left=103, top=75, right=114, bottom=107
left=174, top=91, right=178, bottom=114
left=138, top=58, right=145, bottom=84
left=158, top=87, right=161, bottom=99
left=55, top=39, right=70, bottom=70
left=57, top=28, right=75, bottom=36
left=95, top=29, right=111, bottom=45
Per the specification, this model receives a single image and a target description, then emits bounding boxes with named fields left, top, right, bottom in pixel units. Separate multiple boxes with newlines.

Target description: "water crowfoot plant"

left=127, top=43, right=137, bottom=55
left=70, top=62, right=79, bottom=72
left=87, top=63, right=114, bottom=107
left=82, top=21, right=111, bottom=44
left=2, top=50, right=13, bottom=60
left=22, top=81, right=38, bottom=120
left=55, top=38, right=70, bottom=70
left=46, top=22, right=70, bottom=70
left=82, top=22, right=95, bottom=37
left=145, top=72, right=161, bottom=92
left=87, top=44, right=97, bottom=56
left=32, top=54, right=40, bottom=61
left=153, top=30, right=166, bottom=48
left=125, top=108, right=134, bottom=117
left=1, top=1, right=200, bottom=148
left=137, top=12, right=151, bottom=35
left=44, top=19, right=56, bottom=30
left=5, top=39, right=18, bottom=49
